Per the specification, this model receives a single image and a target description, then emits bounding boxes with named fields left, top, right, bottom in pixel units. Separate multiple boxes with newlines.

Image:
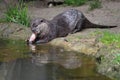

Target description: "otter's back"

left=52, top=9, right=83, bottom=31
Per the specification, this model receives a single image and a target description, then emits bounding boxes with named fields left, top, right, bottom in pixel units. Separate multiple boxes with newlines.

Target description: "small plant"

left=100, top=31, right=120, bottom=48
left=89, top=0, right=102, bottom=10
left=64, top=0, right=88, bottom=6
left=113, top=52, right=120, bottom=64
left=4, top=4, right=30, bottom=27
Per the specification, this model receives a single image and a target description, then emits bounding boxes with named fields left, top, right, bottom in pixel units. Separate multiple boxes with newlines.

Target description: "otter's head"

left=30, top=18, right=49, bottom=35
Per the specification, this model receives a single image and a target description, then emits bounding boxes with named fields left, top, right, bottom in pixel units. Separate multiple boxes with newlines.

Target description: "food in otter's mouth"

left=29, top=33, right=36, bottom=43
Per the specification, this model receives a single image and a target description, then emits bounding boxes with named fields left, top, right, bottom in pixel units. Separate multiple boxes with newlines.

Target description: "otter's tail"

left=90, top=23, right=117, bottom=28
left=84, top=19, right=117, bottom=29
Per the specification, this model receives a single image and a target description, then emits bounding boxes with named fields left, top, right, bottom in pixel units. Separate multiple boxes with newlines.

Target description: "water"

left=0, top=38, right=112, bottom=80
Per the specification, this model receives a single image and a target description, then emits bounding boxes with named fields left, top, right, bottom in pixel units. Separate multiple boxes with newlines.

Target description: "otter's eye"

left=41, top=20, right=43, bottom=22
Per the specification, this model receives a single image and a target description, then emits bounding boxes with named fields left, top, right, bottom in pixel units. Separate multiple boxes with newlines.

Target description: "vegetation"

left=64, top=0, right=102, bottom=10
left=89, top=0, right=102, bottom=10
left=113, top=53, right=120, bottom=65
left=91, top=30, right=120, bottom=48
left=4, top=3, right=30, bottom=27
left=64, top=0, right=88, bottom=6
left=99, top=31, right=120, bottom=48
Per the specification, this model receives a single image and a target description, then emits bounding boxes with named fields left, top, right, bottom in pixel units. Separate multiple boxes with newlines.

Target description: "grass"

left=113, top=53, right=120, bottom=65
left=64, top=0, right=88, bottom=6
left=99, top=31, right=120, bottom=48
left=112, top=50, right=120, bottom=64
left=3, top=3, right=30, bottom=27
left=89, top=0, right=102, bottom=10
left=64, top=0, right=102, bottom=10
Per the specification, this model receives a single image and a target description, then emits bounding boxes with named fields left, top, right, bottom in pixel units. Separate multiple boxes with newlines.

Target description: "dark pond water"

left=0, top=38, right=113, bottom=80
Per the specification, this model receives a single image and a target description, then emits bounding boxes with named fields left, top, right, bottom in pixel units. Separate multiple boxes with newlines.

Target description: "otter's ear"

left=40, top=18, right=47, bottom=23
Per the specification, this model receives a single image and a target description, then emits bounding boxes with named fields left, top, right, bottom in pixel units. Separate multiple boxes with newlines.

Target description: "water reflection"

left=0, top=39, right=112, bottom=80
left=29, top=44, right=82, bottom=69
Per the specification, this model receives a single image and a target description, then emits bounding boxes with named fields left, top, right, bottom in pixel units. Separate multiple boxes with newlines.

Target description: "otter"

left=28, top=9, right=117, bottom=44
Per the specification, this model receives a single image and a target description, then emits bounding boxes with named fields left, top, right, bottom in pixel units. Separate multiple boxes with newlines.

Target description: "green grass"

left=64, top=0, right=88, bottom=6
left=4, top=4, right=30, bottom=27
left=89, top=0, right=102, bottom=10
left=113, top=53, right=120, bottom=64
left=64, top=0, right=102, bottom=9
left=112, top=50, right=120, bottom=64
left=100, top=31, right=120, bottom=48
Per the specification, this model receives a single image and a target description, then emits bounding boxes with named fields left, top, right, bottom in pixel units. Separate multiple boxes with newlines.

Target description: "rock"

left=50, top=34, right=100, bottom=55
left=0, top=23, right=31, bottom=40
left=96, top=48, right=120, bottom=80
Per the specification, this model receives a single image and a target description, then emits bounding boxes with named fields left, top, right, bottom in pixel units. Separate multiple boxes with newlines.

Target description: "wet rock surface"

left=0, top=23, right=31, bottom=40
